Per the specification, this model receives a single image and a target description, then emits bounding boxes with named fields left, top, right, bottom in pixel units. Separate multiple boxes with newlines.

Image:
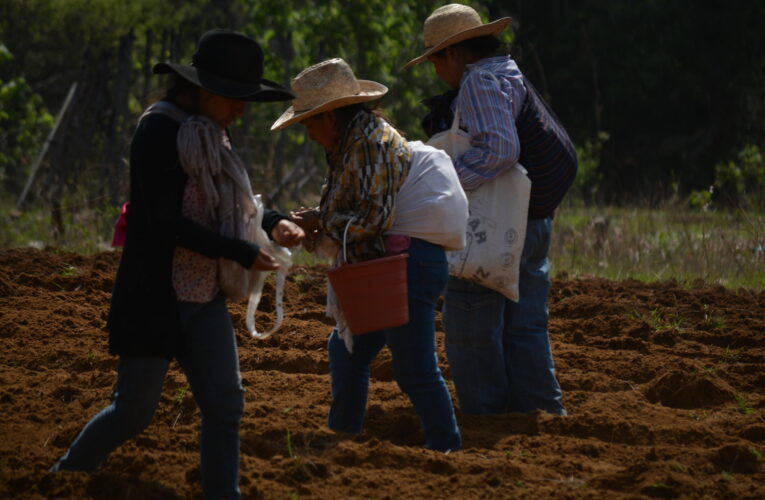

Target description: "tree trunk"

left=16, top=82, right=78, bottom=209
left=525, top=42, right=551, bottom=104
left=103, top=31, right=134, bottom=204
left=143, top=28, right=153, bottom=105
left=580, top=24, right=602, bottom=139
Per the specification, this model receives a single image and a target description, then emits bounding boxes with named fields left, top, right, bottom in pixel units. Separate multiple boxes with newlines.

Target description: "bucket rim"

left=327, top=252, right=408, bottom=275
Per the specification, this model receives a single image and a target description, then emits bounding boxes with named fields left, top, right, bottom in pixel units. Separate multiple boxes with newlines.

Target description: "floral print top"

left=172, top=180, right=220, bottom=302
left=319, top=110, right=413, bottom=263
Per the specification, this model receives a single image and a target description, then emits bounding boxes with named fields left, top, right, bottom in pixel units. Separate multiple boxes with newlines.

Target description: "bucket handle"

left=340, top=216, right=356, bottom=265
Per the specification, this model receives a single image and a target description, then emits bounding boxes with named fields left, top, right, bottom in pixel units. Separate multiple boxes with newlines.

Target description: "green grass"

left=1, top=196, right=119, bottom=254
left=722, top=346, right=739, bottom=363
left=672, top=462, right=688, bottom=473
left=286, top=429, right=295, bottom=459
left=4, top=193, right=764, bottom=291
left=290, top=247, right=327, bottom=267
left=173, top=386, right=189, bottom=407
left=702, top=305, right=727, bottom=329
left=551, top=205, right=765, bottom=289
left=628, top=308, right=685, bottom=331
left=735, top=394, right=755, bottom=415
left=59, top=264, right=80, bottom=277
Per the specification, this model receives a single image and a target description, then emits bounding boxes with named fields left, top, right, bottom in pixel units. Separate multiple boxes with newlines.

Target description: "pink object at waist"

left=384, top=235, right=411, bottom=256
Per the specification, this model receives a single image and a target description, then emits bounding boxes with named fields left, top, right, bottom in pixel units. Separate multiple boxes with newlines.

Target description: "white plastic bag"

left=387, top=141, right=468, bottom=251
left=244, top=194, right=292, bottom=339
left=426, top=109, right=530, bottom=301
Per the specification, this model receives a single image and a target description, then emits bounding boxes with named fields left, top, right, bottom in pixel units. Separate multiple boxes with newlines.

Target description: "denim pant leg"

left=385, top=239, right=461, bottom=451
left=51, top=357, right=168, bottom=471
left=177, top=294, right=244, bottom=500
left=327, top=328, right=386, bottom=433
left=443, top=277, right=510, bottom=415
left=504, top=218, right=566, bottom=415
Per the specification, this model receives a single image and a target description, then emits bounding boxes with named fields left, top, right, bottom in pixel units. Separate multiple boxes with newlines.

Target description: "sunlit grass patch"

left=4, top=193, right=764, bottom=292
left=290, top=247, right=327, bottom=267
left=734, top=394, right=755, bottom=415
left=2, top=196, right=118, bottom=254
left=552, top=205, right=765, bottom=289
left=628, top=308, right=685, bottom=331
left=702, top=305, right=727, bottom=329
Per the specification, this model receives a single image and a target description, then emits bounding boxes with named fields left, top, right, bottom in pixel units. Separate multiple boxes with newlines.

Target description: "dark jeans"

left=327, top=238, right=462, bottom=451
left=443, top=217, right=566, bottom=416
left=51, top=293, right=244, bottom=500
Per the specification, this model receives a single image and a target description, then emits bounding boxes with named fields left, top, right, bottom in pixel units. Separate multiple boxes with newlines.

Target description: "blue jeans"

left=51, top=294, right=244, bottom=500
left=442, top=217, right=565, bottom=416
left=327, top=238, right=462, bottom=452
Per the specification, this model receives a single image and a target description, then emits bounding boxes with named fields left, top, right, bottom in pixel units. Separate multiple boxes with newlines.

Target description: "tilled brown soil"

left=0, top=248, right=763, bottom=499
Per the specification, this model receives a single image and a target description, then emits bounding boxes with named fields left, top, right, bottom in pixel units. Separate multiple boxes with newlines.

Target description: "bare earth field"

left=0, top=248, right=763, bottom=499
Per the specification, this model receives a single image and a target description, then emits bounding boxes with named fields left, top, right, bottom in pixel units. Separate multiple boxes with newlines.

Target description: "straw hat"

left=271, top=58, right=388, bottom=130
left=403, top=4, right=511, bottom=69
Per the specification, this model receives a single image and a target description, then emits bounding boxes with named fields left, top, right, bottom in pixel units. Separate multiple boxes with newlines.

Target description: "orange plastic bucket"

left=328, top=253, right=409, bottom=335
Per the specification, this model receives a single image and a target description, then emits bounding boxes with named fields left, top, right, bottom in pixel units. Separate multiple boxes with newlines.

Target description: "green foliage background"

left=1, top=0, right=764, bottom=249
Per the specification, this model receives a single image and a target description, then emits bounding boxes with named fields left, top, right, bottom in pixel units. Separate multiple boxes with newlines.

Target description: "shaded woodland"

left=1, top=0, right=764, bottom=240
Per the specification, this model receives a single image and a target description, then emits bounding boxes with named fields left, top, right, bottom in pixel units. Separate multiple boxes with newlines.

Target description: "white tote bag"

left=427, top=109, right=530, bottom=301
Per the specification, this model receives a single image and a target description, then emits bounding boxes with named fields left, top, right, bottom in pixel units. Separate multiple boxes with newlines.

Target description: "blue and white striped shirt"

left=453, top=56, right=526, bottom=191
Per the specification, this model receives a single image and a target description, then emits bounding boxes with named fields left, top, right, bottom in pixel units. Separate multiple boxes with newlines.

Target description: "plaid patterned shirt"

left=319, top=110, right=412, bottom=263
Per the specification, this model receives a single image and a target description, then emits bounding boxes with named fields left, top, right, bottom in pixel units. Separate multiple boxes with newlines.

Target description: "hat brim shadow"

left=154, top=62, right=295, bottom=102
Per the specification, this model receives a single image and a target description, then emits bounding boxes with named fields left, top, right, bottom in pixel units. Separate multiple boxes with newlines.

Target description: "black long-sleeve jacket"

left=107, top=111, right=285, bottom=358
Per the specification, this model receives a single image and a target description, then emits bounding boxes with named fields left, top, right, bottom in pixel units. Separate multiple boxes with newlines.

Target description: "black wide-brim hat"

left=153, top=29, right=294, bottom=102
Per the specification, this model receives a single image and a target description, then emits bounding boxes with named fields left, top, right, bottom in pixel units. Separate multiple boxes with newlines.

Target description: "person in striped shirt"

left=405, top=4, right=576, bottom=417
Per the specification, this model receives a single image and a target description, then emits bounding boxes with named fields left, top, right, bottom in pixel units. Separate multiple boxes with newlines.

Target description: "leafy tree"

left=1, top=0, right=763, bottom=247
left=507, top=0, right=765, bottom=204
left=0, top=43, right=53, bottom=195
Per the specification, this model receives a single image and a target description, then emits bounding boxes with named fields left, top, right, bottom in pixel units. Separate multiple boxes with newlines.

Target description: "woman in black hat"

left=50, top=30, right=303, bottom=499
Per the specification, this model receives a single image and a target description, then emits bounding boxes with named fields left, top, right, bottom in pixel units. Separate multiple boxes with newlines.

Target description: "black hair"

left=160, top=74, right=199, bottom=102
left=432, top=35, right=507, bottom=60
left=332, top=102, right=404, bottom=136
left=333, top=102, right=368, bottom=127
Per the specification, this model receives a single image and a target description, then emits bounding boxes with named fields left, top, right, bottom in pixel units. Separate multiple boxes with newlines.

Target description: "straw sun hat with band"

left=271, top=58, right=387, bottom=130
left=154, top=29, right=294, bottom=102
left=403, top=3, right=511, bottom=70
